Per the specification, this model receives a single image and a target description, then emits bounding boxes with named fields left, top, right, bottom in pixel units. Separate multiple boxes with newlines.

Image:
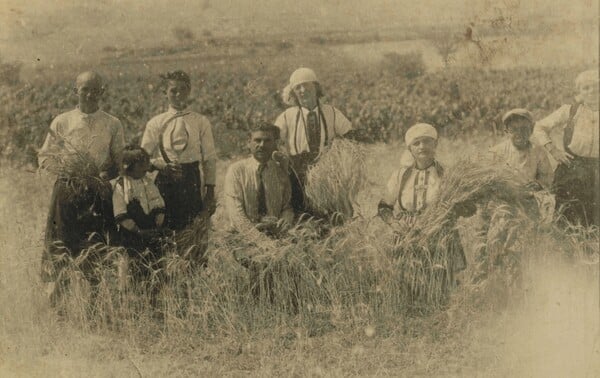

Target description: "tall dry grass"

left=1, top=139, right=598, bottom=376
left=46, top=145, right=596, bottom=343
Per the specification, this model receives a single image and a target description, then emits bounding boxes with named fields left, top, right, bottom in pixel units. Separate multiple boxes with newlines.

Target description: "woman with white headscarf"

left=533, top=69, right=599, bottom=226
left=274, top=67, right=354, bottom=213
left=378, top=123, right=477, bottom=275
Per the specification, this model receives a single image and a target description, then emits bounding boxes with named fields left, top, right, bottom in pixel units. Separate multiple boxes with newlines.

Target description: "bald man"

left=38, top=71, right=125, bottom=303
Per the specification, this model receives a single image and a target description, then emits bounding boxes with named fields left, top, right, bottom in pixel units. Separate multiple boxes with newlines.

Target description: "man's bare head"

left=75, top=71, right=103, bottom=90
left=74, top=71, right=104, bottom=113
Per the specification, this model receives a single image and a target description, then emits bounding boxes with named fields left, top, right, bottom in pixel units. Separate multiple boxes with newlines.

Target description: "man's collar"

left=250, top=156, right=274, bottom=167
left=510, top=140, right=532, bottom=151
left=168, top=105, right=189, bottom=115
left=75, top=106, right=100, bottom=118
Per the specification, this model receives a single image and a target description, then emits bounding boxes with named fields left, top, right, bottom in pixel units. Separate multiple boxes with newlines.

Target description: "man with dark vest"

left=533, top=69, right=599, bottom=227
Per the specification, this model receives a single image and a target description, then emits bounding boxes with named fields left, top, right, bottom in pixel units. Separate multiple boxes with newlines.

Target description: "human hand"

left=155, top=213, right=165, bottom=228
left=99, top=171, right=110, bottom=181
left=547, top=144, right=573, bottom=166
left=377, top=201, right=394, bottom=224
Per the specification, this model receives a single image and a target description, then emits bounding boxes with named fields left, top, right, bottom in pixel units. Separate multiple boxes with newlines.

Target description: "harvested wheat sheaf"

left=56, top=158, right=579, bottom=334
left=387, top=159, right=532, bottom=308
left=46, top=149, right=110, bottom=200
left=304, top=139, right=368, bottom=218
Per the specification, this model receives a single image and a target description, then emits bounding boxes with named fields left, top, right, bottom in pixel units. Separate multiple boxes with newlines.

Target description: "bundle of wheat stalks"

left=46, top=149, right=110, bottom=199
left=54, top=153, right=543, bottom=332
left=304, top=139, right=368, bottom=219
left=390, top=159, right=531, bottom=309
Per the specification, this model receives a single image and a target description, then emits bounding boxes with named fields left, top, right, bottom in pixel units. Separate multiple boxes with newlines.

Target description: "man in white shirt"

left=274, top=67, right=353, bottom=213
left=224, top=122, right=293, bottom=245
left=38, top=71, right=125, bottom=301
left=490, top=109, right=553, bottom=190
left=141, top=70, right=217, bottom=231
left=533, top=70, right=599, bottom=226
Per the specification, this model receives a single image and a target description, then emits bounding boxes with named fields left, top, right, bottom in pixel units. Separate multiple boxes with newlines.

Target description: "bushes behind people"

left=0, top=65, right=578, bottom=166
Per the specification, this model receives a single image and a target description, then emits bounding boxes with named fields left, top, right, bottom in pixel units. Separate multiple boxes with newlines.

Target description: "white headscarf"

left=404, top=123, right=438, bottom=146
left=281, top=67, right=320, bottom=106
left=401, top=123, right=439, bottom=167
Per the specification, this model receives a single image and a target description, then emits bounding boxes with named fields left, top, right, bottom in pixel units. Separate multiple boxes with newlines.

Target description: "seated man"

left=490, top=108, right=553, bottom=190
left=224, top=122, right=294, bottom=244
left=489, top=108, right=555, bottom=222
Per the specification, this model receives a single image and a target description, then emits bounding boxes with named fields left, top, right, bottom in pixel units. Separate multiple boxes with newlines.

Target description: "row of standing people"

left=38, top=68, right=599, bottom=302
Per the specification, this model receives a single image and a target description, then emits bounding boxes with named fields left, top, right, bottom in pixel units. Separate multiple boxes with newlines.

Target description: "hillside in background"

left=0, top=0, right=598, bottom=70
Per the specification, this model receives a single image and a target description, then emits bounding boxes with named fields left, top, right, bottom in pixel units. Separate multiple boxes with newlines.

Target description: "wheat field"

left=1, top=137, right=598, bottom=377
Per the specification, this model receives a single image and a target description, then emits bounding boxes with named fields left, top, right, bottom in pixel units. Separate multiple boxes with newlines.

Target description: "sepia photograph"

left=0, top=0, right=598, bottom=376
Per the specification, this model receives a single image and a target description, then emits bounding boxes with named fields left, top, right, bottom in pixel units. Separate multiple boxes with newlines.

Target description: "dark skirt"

left=42, top=178, right=115, bottom=282
left=553, top=156, right=600, bottom=227
left=155, top=162, right=204, bottom=231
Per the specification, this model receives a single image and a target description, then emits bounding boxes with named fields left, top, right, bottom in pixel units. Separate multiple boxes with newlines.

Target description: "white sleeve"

left=38, top=117, right=63, bottom=171
left=532, top=105, right=571, bottom=146
left=141, top=119, right=167, bottom=169
left=332, top=107, right=352, bottom=136
left=381, top=169, right=403, bottom=208
left=274, top=111, right=290, bottom=155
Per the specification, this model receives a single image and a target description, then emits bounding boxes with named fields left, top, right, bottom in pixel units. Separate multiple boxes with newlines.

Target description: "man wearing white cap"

left=274, top=67, right=353, bottom=212
left=533, top=69, right=599, bottom=226
left=485, top=109, right=555, bottom=229
left=378, top=123, right=475, bottom=277
left=490, top=109, right=553, bottom=190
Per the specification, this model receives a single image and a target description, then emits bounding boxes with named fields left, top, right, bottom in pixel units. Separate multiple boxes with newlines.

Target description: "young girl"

left=113, top=146, right=168, bottom=287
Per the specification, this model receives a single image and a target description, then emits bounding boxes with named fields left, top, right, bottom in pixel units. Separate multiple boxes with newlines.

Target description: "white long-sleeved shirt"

left=224, top=157, right=293, bottom=241
left=533, top=104, right=599, bottom=158
left=274, top=104, right=352, bottom=156
left=488, top=140, right=554, bottom=189
left=38, top=108, right=125, bottom=171
left=141, top=107, right=217, bottom=185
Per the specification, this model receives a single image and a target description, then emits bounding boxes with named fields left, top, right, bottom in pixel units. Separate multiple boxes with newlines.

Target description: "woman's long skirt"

left=155, top=162, right=204, bottom=231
